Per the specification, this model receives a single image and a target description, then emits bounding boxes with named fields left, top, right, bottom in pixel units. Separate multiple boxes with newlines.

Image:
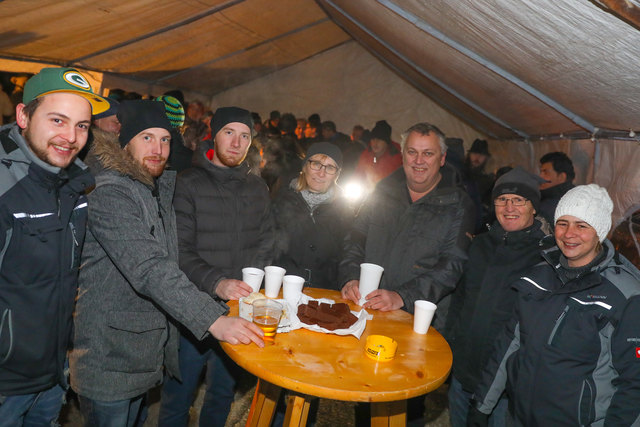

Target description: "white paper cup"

left=242, top=267, right=264, bottom=293
left=282, top=275, right=305, bottom=307
left=413, top=300, right=437, bottom=334
left=358, top=263, right=384, bottom=305
left=264, top=266, right=286, bottom=298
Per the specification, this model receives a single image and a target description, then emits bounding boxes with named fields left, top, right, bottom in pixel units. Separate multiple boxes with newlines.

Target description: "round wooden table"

left=221, top=288, right=452, bottom=427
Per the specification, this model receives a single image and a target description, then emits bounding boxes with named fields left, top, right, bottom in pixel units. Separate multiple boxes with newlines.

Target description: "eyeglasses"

left=494, top=196, right=528, bottom=206
left=308, top=160, right=339, bottom=175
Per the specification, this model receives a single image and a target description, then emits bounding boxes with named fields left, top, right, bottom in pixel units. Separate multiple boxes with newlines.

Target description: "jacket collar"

left=378, top=163, right=463, bottom=206
left=87, top=127, right=155, bottom=188
left=2, top=123, right=93, bottom=192
left=541, top=181, right=574, bottom=199
left=192, top=141, right=251, bottom=182
left=540, top=240, right=616, bottom=293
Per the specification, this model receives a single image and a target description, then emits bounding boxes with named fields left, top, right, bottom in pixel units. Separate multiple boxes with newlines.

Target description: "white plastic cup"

left=282, top=275, right=305, bottom=307
left=264, top=266, right=286, bottom=298
left=242, top=267, right=264, bottom=293
left=413, top=300, right=437, bottom=334
left=358, top=263, right=384, bottom=305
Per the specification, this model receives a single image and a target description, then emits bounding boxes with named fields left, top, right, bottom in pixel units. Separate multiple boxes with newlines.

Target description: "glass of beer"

left=252, top=299, right=283, bottom=342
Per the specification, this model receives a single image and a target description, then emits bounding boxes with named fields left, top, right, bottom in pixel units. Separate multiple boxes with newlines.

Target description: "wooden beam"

left=0, top=58, right=103, bottom=96
left=593, top=0, right=640, bottom=31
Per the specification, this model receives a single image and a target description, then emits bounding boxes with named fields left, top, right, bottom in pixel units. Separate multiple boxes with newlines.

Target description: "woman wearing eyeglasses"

left=272, top=142, right=354, bottom=290
left=469, top=184, right=640, bottom=426
left=446, top=166, right=554, bottom=427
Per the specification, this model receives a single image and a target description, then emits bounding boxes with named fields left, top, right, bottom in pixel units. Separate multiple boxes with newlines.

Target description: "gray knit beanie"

left=554, top=184, right=613, bottom=242
left=491, top=166, right=546, bottom=212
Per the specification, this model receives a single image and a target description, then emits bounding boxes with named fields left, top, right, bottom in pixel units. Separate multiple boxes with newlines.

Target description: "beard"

left=214, top=147, right=247, bottom=167
left=24, top=127, right=78, bottom=169
left=142, top=156, right=168, bottom=177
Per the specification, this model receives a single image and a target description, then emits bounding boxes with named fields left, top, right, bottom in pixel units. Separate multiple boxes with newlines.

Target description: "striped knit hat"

left=154, top=95, right=185, bottom=128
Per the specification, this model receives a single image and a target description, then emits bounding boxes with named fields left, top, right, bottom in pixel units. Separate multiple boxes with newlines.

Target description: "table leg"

left=246, top=379, right=282, bottom=427
left=371, top=400, right=407, bottom=427
left=283, top=393, right=311, bottom=427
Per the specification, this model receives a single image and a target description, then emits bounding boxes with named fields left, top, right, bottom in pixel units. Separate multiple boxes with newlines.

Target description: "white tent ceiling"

left=2, top=0, right=640, bottom=228
left=3, top=0, right=639, bottom=139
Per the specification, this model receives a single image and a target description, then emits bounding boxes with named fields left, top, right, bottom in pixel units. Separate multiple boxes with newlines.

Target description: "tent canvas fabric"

left=1, top=0, right=639, bottom=230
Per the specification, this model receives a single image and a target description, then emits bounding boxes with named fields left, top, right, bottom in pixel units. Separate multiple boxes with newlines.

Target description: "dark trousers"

left=78, top=393, right=145, bottom=427
left=448, top=376, right=509, bottom=427
left=158, top=333, right=240, bottom=427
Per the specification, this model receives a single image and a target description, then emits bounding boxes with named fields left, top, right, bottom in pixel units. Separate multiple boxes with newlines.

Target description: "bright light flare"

left=343, top=180, right=365, bottom=202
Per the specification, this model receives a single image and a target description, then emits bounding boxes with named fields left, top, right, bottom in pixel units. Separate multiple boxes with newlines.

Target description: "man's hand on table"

left=361, top=289, right=404, bottom=311
left=208, top=316, right=264, bottom=347
left=215, top=279, right=252, bottom=301
left=341, top=280, right=361, bottom=304
left=342, top=281, right=404, bottom=311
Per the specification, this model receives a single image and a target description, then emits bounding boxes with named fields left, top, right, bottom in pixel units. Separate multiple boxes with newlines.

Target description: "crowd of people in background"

left=2, top=67, right=640, bottom=427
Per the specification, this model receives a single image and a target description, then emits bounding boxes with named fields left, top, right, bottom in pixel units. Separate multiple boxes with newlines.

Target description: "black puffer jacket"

left=339, top=166, right=474, bottom=331
left=173, top=147, right=274, bottom=296
left=272, top=186, right=353, bottom=289
left=446, top=219, right=551, bottom=391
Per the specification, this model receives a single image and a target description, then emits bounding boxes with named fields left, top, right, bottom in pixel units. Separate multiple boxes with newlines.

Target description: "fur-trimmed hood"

left=86, top=127, right=155, bottom=188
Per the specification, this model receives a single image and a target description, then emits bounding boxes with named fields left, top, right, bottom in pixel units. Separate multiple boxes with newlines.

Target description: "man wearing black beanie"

left=69, top=101, right=264, bottom=425
left=159, top=106, right=275, bottom=427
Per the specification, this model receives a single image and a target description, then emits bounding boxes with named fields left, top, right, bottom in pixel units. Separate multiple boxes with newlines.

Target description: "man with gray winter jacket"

left=68, top=100, right=263, bottom=426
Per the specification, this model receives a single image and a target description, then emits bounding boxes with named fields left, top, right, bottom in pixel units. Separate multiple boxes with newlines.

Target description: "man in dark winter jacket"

left=69, top=101, right=263, bottom=426
left=340, top=122, right=474, bottom=424
left=446, top=167, right=552, bottom=427
left=0, top=67, right=108, bottom=425
left=463, top=139, right=495, bottom=234
left=538, top=151, right=575, bottom=226
left=158, top=107, right=275, bottom=427
left=341, top=122, right=474, bottom=327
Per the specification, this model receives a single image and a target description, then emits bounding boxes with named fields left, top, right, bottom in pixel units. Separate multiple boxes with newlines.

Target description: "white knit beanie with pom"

left=554, top=184, right=613, bottom=242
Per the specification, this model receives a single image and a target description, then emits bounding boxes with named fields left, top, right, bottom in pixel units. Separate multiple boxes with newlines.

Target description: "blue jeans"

left=77, top=393, right=144, bottom=427
left=0, top=384, right=65, bottom=427
left=158, top=333, right=240, bottom=427
left=448, top=376, right=508, bottom=427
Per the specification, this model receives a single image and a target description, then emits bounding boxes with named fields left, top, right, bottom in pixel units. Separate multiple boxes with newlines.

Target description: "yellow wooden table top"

left=220, top=288, right=452, bottom=403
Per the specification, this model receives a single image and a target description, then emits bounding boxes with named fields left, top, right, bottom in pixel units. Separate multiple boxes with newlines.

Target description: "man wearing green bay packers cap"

left=0, top=67, right=105, bottom=425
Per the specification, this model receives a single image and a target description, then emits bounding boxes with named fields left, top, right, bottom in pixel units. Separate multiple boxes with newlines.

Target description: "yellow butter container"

left=364, top=335, right=397, bottom=362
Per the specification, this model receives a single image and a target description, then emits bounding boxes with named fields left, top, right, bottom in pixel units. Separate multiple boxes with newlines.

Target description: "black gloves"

left=467, top=405, right=490, bottom=427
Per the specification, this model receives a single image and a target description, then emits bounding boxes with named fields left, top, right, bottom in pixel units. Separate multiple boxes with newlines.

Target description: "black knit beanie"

left=210, top=107, right=253, bottom=138
left=117, top=100, right=172, bottom=148
left=370, top=120, right=392, bottom=145
left=306, top=142, right=343, bottom=168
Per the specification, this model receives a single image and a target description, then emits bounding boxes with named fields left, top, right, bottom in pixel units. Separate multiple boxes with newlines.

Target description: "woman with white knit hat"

left=469, top=184, right=640, bottom=426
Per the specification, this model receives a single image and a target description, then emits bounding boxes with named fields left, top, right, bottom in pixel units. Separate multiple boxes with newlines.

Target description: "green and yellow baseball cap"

left=23, top=67, right=110, bottom=115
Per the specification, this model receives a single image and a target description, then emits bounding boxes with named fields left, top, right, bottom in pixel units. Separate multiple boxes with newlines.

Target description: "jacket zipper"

left=69, top=222, right=78, bottom=270
left=547, top=305, right=569, bottom=345
left=55, top=187, right=61, bottom=218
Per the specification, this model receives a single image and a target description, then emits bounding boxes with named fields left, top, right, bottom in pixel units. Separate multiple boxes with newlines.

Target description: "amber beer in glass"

left=252, top=299, right=283, bottom=340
